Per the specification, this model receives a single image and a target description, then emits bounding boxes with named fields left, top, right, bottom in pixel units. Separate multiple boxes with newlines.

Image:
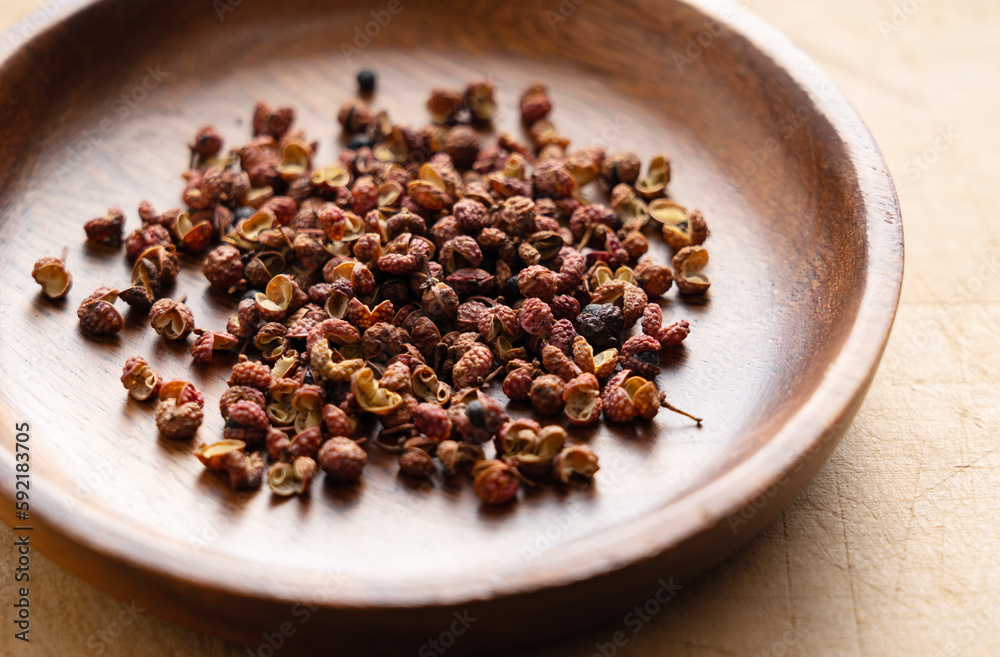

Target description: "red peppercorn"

left=84, top=207, right=125, bottom=246
left=658, top=320, right=691, bottom=348
left=517, top=265, right=558, bottom=301
left=318, top=437, right=367, bottom=481
left=518, top=298, right=554, bottom=336
left=227, top=355, right=274, bottom=391
left=220, top=386, right=267, bottom=419
left=502, top=367, right=534, bottom=402
left=529, top=374, right=566, bottom=415
left=203, top=244, right=244, bottom=291
left=414, top=403, right=453, bottom=440
left=519, top=84, right=552, bottom=125
left=473, top=460, right=519, bottom=505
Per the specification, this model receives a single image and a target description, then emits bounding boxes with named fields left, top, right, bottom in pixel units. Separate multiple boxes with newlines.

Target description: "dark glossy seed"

left=347, top=134, right=373, bottom=150
left=574, top=304, right=624, bottom=347
left=233, top=206, right=256, bottom=222
left=635, top=350, right=659, bottom=367
left=503, top=275, right=521, bottom=301
left=466, top=400, right=485, bottom=428
left=357, top=70, right=376, bottom=94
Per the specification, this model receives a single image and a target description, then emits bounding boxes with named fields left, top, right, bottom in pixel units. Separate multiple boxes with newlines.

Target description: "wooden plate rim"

left=0, top=0, right=903, bottom=609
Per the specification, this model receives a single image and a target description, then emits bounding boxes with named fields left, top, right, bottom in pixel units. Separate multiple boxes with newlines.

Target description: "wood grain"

left=2, top=0, right=969, bottom=655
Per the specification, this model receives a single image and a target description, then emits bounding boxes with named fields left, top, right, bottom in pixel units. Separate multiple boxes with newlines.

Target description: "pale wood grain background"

left=2, top=0, right=998, bottom=655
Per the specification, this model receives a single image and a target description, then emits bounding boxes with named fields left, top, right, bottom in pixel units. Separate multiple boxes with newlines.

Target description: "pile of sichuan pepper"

left=40, top=74, right=712, bottom=505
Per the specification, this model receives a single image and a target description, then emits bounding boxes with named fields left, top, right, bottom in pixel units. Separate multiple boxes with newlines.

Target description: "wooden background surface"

left=1, top=0, right=996, bottom=655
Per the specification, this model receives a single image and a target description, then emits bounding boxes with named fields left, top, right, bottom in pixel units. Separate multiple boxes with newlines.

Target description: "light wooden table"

left=2, top=1, right=997, bottom=655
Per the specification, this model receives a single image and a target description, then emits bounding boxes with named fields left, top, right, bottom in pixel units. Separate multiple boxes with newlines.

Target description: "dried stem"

left=661, top=398, right=702, bottom=425
left=482, top=365, right=504, bottom=386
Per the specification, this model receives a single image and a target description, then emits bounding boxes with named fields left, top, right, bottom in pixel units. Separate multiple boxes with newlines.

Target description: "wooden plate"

left=0, top=0, right=902, bottom=654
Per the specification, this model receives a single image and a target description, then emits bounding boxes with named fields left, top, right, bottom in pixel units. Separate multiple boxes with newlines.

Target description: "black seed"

left=480, top=252, right=498, bottom=274
left=465, top=400, right=485, bottom=429
left=241, top=289, right=262, bottom=302
left=347, top=134, right=372, bottom=150
left=233, top=206, right=256, bottom=222
left=303, top=369, right=316, bottom=386
left=357, top=70, right=376, bottom=94
left=635, top=350, right=659, bottom=366
left=503, top=275, right=522, bottom=301
left=607, top=164, right=621, bottom=188
left=574, top=304, right=624, bottom=347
